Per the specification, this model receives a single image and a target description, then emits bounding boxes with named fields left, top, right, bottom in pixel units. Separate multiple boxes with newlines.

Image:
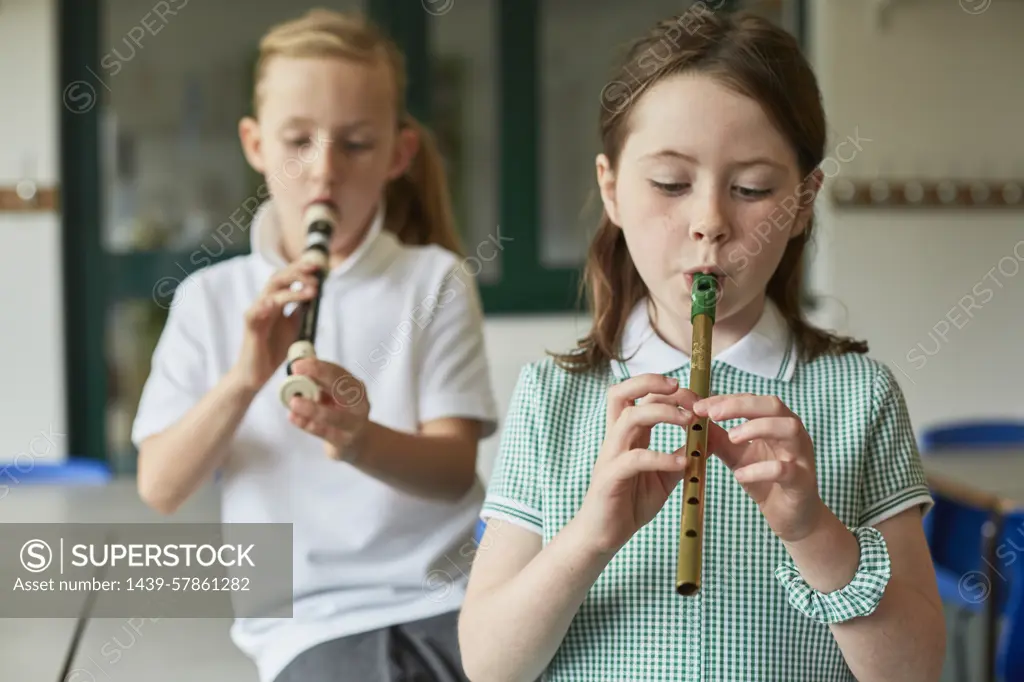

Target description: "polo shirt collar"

left=614, top=297, right=798, bottom=382
left=249, top=199, right=387, bottom=280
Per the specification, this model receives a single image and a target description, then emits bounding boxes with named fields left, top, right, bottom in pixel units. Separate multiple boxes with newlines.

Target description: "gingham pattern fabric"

left=774, top=526, right=891, bottom=624
left=481, top=347, right=932, bottom=682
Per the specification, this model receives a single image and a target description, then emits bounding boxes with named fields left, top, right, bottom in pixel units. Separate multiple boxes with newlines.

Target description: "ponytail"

left=383, top=114, right=465, bottom=257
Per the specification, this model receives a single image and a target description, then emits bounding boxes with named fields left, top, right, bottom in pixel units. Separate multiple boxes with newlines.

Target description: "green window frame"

left=60, top=0, right=105, bottom=462
left=371, top=0, right=582, bottom=314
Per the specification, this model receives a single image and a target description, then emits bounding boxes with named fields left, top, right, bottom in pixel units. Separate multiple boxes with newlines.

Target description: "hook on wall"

left=831, top=177, right=1024, bottom=209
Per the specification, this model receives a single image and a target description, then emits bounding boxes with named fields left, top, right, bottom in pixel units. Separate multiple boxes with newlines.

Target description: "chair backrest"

left=930, top=493, right=1024, bottom=680
left=920, top=420, right=1024, bottom=453
left=928, top=494, right=1024, bottom=680
left=920, top=420, right=1024, bottom=570
left=928, top=492, right=996, bottom=579
left=994, top=510, right=1024, bottom=681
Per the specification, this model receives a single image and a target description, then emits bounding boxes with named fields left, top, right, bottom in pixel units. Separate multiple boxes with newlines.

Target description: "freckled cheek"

left=622, top=221, right=684, bottom=285
left=618, top=186, right=679, bottom=229
left=723, top=232, right=790, bottom=290
left=738, top=205, right=793, bottom=255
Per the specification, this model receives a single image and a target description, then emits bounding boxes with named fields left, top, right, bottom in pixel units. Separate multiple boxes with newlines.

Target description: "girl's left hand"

left=692, top=393, right=824, bottom=543
left=286, top=358, right=372, bottom=462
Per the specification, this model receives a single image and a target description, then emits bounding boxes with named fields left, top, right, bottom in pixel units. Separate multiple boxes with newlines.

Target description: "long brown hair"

left=253, top=8, right=463, bottom=256
left=554, top=10, right=866, bottom=373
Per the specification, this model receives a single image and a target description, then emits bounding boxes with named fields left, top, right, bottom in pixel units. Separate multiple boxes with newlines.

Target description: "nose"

left=307, top=133, right=342, bottom=185
left=688, top=187, right=729, bottom=244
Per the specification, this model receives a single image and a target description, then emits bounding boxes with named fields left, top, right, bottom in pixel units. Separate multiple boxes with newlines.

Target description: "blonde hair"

left=253, top=8, right=463, bottom=256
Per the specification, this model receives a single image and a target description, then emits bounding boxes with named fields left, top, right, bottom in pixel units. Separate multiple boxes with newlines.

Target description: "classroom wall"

left=807, top=0, right=1024, bottom=436
left=0, top=0, right=1020, bottom=474
left=0, top=0, right=67, bottom=466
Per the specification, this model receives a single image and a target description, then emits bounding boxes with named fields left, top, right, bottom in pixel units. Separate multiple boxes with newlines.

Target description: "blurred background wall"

left=808, top=0, right=1024, bottom=438
left=0, top=0, right=1021, bottom=482
left=0, top=0, right=66, bottom=469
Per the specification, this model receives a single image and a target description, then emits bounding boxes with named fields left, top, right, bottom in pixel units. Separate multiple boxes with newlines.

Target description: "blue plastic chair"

left=928, top=492, right=994, bottom=600
left=994, top=511, right=1024, bottom=682
left=919, top=420, right=1024, bottom=548
left=920, top=420, right=1024, bottom=453
left=1, top=458, right=112, bottom=485
left=927, top=490, right=1024, bottom=682
left=919, top=420, right=1024, bottom=681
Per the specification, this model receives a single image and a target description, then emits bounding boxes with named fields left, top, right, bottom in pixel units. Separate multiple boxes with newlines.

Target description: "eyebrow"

left=732, top=156, right=788, bottom=171
left=640, top=150, right=699, bottom=164
left=280, top=117, right=374, bottom=132
left=639, top=149, right=787, bottom=171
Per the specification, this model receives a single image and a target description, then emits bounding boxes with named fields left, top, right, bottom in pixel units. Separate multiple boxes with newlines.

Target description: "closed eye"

left=650, top=180, right=690, bottom=196
left=342, top=140, right=375, bottom=153
left=735, top=186, right=774, bottom=200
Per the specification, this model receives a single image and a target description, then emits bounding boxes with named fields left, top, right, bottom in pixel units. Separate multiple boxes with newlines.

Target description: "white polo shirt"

left=132, top=200, right=499, bottom=682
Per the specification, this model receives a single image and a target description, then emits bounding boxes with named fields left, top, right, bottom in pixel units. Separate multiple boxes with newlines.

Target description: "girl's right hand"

left=231, top=259, right=323, bottom=392
left=577, top=374, right=695, bottom=556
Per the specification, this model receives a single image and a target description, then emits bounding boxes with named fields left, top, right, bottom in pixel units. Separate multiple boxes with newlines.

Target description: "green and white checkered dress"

left=480, top=300, right=933, bottom=682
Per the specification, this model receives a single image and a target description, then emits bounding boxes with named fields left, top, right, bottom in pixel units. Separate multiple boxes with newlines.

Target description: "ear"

left=387, top=125, right=420, bottom=181
left=238, top=116, right=265, bottom=174
left=792, top=167, right=823, bottom=239
left=596, top=153, right=621, bottom=227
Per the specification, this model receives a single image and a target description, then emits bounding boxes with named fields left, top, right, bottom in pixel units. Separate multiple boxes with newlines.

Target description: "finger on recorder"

left=267, top=261, right=320, bottom=292
left=270, top=287, right=316, bottom=308
left=614, top=449, right=688, bottom=477
left=616, top=403, right=695, bottom=432
left=636, top=390, right=695, bottom=410
left=607, top=374, right=680, bottom=422
left=607, top=403, right=694, bottom=454
left=610, top=374, right=679, bottom=403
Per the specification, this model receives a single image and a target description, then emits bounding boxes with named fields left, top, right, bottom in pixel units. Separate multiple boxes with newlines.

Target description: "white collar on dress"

left=613, top=296, right=798, bottom=382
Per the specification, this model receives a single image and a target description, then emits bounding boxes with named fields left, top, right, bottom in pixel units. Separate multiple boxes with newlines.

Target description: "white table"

left=922, top=447, right=1024, bottom=510
left=0, top=477, right=258, bottom=681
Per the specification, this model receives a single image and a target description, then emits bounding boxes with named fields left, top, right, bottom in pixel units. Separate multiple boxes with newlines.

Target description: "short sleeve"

left=415, top=262, right=499, bottom=439
left=130, top=280, right=213, bottom=448
left=859, top=364, right=934, bottom=527
left=479, top=364, right=544, bottom=535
